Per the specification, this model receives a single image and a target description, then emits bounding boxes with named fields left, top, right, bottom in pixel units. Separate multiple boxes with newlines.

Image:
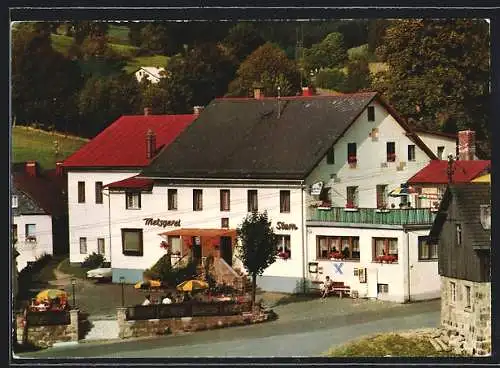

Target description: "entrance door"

left=192, top=236, right=202, bottom=262
left=220, top=236, right=233, bottom=266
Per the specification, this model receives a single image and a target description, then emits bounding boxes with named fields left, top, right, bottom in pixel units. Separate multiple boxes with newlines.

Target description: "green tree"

left=236, top=211, right=279, bottom=307
left=343, top=56, right=372, bottom=92
left=314, top=68, right=346, bottom=91
left=373, top=19, right=490, bottom=155
left=302, top=32, right=347, bottom=73
left=228, top=42, right=301, bottom=97
left=222, top=22, right=265, bottom=63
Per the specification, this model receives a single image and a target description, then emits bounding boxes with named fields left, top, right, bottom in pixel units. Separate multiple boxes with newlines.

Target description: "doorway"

left=192, top=236, right=202, bottom=262
left=220, top=236, right=233, bottom=266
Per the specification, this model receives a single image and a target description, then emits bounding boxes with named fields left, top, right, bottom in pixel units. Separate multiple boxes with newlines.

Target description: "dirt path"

left=47, top=259, right=93, bottom=289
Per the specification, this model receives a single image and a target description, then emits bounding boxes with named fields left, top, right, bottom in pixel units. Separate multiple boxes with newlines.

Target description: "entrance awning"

left=159, top=228, right=237, bottom=238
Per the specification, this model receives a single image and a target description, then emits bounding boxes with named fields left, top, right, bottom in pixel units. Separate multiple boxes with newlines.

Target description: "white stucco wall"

left=108, top=184, right=306, bottom=283
left=306, top=225, right=439, bottom=303
left=67, top=170, right=140, bottom=263
left=305, top=101, right=452, bottom=209
left=13, top=214, right=53, bottom=271
left=416, top=132, right=456, bottom=160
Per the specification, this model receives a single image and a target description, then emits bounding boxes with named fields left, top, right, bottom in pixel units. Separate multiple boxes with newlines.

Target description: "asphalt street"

left=17, top=298, right=440, bottom=358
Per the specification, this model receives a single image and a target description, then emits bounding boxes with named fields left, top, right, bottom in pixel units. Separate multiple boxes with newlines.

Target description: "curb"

left=52, top=341, right=79, bottom=348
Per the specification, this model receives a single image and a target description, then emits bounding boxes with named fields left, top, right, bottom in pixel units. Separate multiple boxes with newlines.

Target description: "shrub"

left=315, top=68, right=346, bottom=91
left=81, top=252, right=104, bottom=269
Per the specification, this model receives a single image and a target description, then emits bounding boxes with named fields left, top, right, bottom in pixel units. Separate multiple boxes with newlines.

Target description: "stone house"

left=429, top=182, right=491, bottom=356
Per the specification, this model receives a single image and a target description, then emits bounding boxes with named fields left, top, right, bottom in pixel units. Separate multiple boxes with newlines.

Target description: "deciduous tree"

left=302, top=32, right=347, bottom=73
left=237, top=211, right=279, bottom=307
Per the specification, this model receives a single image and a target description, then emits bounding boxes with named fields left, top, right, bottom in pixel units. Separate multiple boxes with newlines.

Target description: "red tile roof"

left=63, top=114, right=196, bottom=168
left=408, top=160, right=490, bottom=184
left=105, top=175, right=154, bottom=190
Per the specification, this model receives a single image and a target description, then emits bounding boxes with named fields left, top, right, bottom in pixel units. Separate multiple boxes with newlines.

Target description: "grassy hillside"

left=51, top=33, right=139, bottom=57
left=12, top=126, right=88, bottom=169
left=123, top=55, right=169, bottom=73
left=107, top=24, right=131, bottom=45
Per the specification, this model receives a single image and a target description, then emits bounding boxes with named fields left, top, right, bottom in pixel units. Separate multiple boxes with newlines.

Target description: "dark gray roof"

left=12, top=184, right=46, bottom=216
left=429, top=183, right=491, bottom=246
left=142, top=93, right=379, bottom=180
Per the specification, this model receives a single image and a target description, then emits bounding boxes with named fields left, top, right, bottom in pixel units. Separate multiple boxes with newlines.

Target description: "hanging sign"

left=276, top=222, right=298, bottom=231
left=143, top=218, right=181, bottom=227
left=311, top=182, right=324, bottom=195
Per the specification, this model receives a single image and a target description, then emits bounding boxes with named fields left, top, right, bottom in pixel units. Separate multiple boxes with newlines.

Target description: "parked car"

left=86, top=267, right=112, bottom=282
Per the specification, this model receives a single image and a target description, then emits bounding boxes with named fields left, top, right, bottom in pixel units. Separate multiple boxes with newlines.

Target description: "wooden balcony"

left=307, top=207, right=436, bottom=226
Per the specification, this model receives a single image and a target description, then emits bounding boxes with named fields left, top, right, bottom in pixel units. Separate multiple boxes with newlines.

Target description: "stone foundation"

left=117, top=306, right=274, bottom=339
left=440, top=276, right=491, bottom=356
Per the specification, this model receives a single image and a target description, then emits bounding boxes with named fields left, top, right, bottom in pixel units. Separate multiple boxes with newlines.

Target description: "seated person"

left=162, top=293, right=173, bottom=304
left=321, top=276, right=334, bottom=299
left=142, top=294, right=152, bottom=306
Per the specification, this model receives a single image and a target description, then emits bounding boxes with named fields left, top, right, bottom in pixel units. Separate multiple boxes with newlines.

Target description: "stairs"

left=83, top=319, right=119, bottom=341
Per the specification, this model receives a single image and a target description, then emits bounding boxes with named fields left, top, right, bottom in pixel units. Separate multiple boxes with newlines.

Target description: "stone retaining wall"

left=17, top=309, right=80, bottom=348
left=440, top=276, right=491, bottom=356
left=117, top=306, right=273, bottom=339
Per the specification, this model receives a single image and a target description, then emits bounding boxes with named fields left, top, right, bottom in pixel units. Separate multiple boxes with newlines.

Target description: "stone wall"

left=440, top=276, right=491, bottom=356
left=117, top=306, right=273, bottom=339
left=16, top=309, right=79, bottom=348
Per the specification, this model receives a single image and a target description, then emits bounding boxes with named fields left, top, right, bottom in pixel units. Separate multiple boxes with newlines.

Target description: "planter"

left=344, top=207, right=359, bottom=212
left=317, top=206, right=332, bottom=211
left=375, top=209, right=390, bottom=213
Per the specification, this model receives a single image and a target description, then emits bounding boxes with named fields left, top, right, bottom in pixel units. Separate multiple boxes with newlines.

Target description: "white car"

left=86, top=267, right=112, bottom=282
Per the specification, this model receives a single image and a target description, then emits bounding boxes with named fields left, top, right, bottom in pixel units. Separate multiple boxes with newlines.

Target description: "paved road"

left=17, top=299, right=440, bottom=358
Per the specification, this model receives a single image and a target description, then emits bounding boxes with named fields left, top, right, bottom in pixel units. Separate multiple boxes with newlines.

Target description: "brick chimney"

left=144, top=107, right=152, bottom=116
left=193, top=106, right=204, bottom=116
left=55, top=161, right=64, bottom=176
left=253, top=88, right=263, bottom=99
left=146, top=129, right=156, bottom=159
left=458, top=130, right=476, bottom=161
left=25, top=161, right=38, bottom=177
left=302, top=87, right=313, bottom=96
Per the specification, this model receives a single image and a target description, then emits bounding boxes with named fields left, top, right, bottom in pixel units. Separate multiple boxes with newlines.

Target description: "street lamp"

left=120, top=276, right=125, bottom=307
left=71, top=278, right=76, bottom=309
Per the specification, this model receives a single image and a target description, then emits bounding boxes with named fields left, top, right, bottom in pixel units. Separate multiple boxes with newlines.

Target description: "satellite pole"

left=277, top=86, right=281, bottom=118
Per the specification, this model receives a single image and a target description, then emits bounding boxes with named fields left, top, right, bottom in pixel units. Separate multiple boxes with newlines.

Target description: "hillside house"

left=135, top=67, right=166, bottom=84
left=63, top=109, right=196, bottom=265
left=11, top=161, right=68, bottom=271
left=103, top=90, right=456, bottom=300
left=429, top=182, right=491, bottom=356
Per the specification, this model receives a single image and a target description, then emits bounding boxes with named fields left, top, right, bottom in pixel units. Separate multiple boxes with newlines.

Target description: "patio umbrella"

left=134, top=279, right=162, bottom=289
left=176, top=279, right=209, bottom=292
left=389, top=186, right=416, bottom=197
left=35, top=289, right=67, bottom=302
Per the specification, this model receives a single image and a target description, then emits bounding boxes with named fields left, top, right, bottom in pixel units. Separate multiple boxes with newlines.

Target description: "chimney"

left=253, top=88, right=263, bottom=99
left=458, top=130, right=476, bottom=161
left=302, top=86, right=313, bottom=96
left=144, top=107, right=152, bottom=116
left=55, top=161, right=64, bottom=176
left=193, top=106, right=204, bottom=116
left=25, top=161, right=38, bottom=177
left=146, top=129, right=156, bottom=159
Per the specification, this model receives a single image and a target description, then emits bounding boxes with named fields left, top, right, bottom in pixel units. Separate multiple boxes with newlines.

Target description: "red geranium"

left=160, top=241, right=169, bottom=250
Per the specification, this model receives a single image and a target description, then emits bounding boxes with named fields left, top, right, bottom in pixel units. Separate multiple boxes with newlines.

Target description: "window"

left=277, top=235, right=291, bottom=258
left=97, top=238, right=105, bottom=255
left=12, top=224, right=18, bottom=244
left=317, top=236, right=360, bottom=260
left=437, top=146, right=445, bottom=159
left=25, top=224, right=36, bottom=242
left=220, top=190, right=230, bottom=211
left=280, top=190, right=291, bottom=213
left=122, top=229, right=143, bottom=256
left=221, top=218, right=229, bottom=228
left=387, top=142, right=396, bottom=162
left=418, top=236, right=438, bottom=260
left=450, top=281, right=456, bottom=303
left=456, top=224, right=462, bottom=245
left=248, top=190, right=258, bottom=212
left=95, top=182, right=103, bottom=204
left=465, top=285, right=471, bottom=309
left=346, top=186, right=359, bottom=207
left=169, top=235, right=182, bottom=256
left=373, top=237, right=398, bottom=261
left=326, top=147, right=335, bottom=164
left=367, top=106, right=375, bottom=121
left=193, top=189, right=203, bottom=211
left=376, top=185, right=388, bottom=208
left=78, top=181, right=85, bottom=203
left=126, top=192, right=141, bottom=209
left=79, top=237, right=87, bottom=254
left=12, top=195, right=18, bottom=208
left=408, top=145, right=416, bottom=162
left=377, top=283, right=389, bottom=293
left=168, top=189, right=178, bottom=210
left=347, top=143, right=357, bottom=163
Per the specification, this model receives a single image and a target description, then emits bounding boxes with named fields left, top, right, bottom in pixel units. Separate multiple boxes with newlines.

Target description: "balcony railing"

left=307, top=207, right=436, bottom=226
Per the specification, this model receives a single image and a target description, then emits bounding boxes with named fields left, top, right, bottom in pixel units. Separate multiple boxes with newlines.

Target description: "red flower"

left=329, top=251, right=345, bottom=259
left=160, top=241, right=169, bottom=250
left=278, top=251, right=290, bottom=260
left=348, top=155, right=357, bottom=164
left=345, top=201, right=358, bottom=208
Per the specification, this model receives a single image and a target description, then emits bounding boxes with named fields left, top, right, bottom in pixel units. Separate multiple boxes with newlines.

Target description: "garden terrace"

left=307, top=207, right=436, bottom=226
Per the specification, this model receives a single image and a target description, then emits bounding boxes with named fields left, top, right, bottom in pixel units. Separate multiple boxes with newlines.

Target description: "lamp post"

left=120, top=276, right=125, bottom=307
left=71, top=278, right=76, bottom=309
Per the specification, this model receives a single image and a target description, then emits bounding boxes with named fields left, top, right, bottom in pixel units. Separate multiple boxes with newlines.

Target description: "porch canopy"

left=159, top=228, right=237, bottom=238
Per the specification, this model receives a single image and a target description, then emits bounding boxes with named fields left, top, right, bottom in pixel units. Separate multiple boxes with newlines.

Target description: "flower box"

left=375, top=255, right=397, bottom=264
left=26, top=235, right=37, bottom=242
left=278, top=251, right=290, bottom=260
left=344, top=202, right=359, bottom=211
left=329, top=252, right=345, bottom=261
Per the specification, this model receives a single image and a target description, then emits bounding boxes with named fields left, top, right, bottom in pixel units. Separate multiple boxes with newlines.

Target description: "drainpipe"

left=102, top=188, right=112, bottom=268
left=301, top=180, right=307, bottom=294
left=405, top=229, right=411, bottom=302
